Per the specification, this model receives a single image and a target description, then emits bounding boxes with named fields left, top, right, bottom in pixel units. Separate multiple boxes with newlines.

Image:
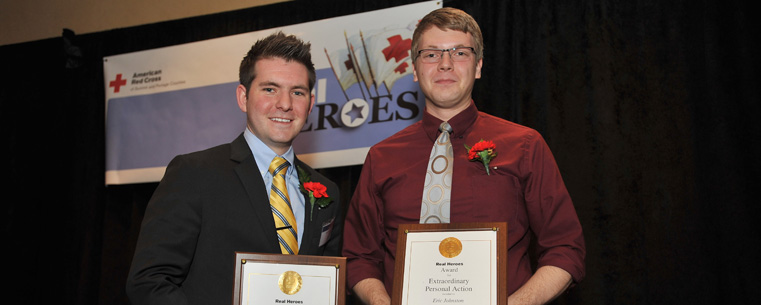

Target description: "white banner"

left=103, top=1, right=441, bottom=185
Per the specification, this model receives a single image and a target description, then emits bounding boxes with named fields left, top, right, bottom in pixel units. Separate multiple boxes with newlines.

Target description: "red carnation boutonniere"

left=465, top=139, right=498, bottom=175
left=297, top=166, right=333, bottom=220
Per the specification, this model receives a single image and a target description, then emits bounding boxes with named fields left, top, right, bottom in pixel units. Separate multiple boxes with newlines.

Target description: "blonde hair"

left=412, top=7, right=484, bottom=62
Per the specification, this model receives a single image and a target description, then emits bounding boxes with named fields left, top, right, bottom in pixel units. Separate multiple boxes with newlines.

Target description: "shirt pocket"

left=468, top=174, right=521, bottom=226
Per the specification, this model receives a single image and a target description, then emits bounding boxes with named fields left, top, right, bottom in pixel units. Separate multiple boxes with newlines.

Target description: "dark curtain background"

left=2, top=0, right=758, bottom=304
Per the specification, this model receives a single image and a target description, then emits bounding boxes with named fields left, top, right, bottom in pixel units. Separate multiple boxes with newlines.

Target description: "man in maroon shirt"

left=342, top=7, right=585, bottom=305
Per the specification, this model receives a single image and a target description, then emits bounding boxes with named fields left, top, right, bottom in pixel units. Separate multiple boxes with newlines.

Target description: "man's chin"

left=427, top=97, right=468, bottom=109
left=269, top=133, right=300, bottom=146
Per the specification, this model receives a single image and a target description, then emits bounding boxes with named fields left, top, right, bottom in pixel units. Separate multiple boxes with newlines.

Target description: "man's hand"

left=507, top=265, right=573, bottom=305
left=352, top=278, right=390, bottom=305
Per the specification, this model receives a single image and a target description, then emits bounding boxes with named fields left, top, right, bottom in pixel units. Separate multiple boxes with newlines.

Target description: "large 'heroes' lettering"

left=302, top=90, right=420, bottom=131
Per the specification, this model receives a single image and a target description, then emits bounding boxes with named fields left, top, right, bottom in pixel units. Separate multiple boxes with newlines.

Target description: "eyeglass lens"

left=418, top=47, right=474, bottom=62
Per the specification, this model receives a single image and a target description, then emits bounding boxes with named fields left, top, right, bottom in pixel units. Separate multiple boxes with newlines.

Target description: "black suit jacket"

left=126, top=134, right=343, bottom=305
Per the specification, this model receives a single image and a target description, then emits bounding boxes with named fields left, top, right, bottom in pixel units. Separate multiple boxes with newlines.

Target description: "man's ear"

left=236, top=84, right=248, bottom=112
left=412, top=62, right=419, bottom=82
left=308, top=92, right=316, bottom=115
left=475, top=58, right=483, bottom=79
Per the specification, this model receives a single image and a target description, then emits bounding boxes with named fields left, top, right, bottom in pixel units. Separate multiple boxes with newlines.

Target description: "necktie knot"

left=269, top=157, right=290, bottom=176
left=439, top=122, right=453, bottom=134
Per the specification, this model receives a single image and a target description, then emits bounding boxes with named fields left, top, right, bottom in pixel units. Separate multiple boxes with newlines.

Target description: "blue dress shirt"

left=243, top=129, right=306, bottom=246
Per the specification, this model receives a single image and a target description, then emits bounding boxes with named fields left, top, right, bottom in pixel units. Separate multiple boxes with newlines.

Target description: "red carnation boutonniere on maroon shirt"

left=465, top=139, right=498, bottom=175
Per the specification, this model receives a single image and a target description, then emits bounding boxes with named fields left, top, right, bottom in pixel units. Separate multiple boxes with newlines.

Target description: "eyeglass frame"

left=415, top=47, right=476, bottom=63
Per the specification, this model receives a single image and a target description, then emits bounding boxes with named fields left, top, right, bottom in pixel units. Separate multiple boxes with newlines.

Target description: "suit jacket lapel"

left=231, top=134, right=280, bottom=252
left=295, top=157, right=317, bottom=254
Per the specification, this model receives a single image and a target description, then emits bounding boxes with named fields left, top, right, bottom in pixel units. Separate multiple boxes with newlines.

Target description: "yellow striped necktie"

left=269, top=157, right=299, bottom=254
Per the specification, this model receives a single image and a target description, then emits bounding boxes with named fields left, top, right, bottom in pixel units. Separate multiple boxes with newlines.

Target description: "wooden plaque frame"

left=232, top=252, right=346, bottom=305
left=390, top=222, right=507, bottom=305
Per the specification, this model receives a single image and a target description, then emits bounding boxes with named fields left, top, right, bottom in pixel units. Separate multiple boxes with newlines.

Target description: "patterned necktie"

left=420, top=122, right=453, bottom=223
left=269, top=157, right=299, bottom=254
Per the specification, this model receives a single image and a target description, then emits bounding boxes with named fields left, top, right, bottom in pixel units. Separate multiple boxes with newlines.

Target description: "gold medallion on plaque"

left=278, top=271, right=303, bottom=295
left=439, top=237, right=463, bottom=258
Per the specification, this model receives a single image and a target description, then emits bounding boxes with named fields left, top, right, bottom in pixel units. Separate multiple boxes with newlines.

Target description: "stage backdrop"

left=103, top=0, right=441, bottom=185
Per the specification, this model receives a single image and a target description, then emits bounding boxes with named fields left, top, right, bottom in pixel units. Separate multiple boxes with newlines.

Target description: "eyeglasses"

left=416, top=47, right=476, bottom=63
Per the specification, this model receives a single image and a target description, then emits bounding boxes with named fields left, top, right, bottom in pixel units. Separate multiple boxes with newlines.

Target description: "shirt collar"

left=422, top=101, right=479, bottom=141
left=243, top=128, right=296, bottom=178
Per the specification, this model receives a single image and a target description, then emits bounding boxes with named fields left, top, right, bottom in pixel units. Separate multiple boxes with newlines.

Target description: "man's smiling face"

left=413, top=27, right=482, bottom=119
left=236, top=57, right=315, bottom=155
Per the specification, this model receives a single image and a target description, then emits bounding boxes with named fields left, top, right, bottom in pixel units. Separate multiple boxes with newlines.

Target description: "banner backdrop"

left=103, top=1, right=441, bottom=185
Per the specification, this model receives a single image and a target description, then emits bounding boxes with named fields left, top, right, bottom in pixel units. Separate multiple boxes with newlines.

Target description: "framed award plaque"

left=391, top=222, right=507, bottom=305
left=232, top=252, right=346, bottom=305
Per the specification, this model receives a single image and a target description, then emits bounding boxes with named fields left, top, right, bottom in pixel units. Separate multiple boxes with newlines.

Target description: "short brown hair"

left=412, top=7, right=484, bottom=62
left=239, top=31, right=316, bottom=94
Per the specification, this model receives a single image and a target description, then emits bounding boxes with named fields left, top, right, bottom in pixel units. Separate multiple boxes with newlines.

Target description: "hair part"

left=238, top=31, right=316, bottom=94
left=412, top=7, right=484, bottom=62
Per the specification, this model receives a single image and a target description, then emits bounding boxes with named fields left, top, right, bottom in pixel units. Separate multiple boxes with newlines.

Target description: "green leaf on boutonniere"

left=297, top=165, right=333, bottom=220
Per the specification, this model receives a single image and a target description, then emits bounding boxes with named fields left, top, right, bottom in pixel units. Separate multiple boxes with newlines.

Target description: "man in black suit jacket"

left=126, top=32, right=343, bottom=305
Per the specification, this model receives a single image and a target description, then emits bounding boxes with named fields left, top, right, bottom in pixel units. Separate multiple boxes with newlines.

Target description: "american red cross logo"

left=382, top=35, right=412, bottom=63
left=109, top=74, right=127, bottom=93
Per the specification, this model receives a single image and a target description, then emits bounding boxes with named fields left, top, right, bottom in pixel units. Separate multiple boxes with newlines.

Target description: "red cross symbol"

left=394, top=62, right=409, bottom=74
left=109, top=74, right=127, bottom=93
left=382, top=35, right=412, bottom=63
left=344, top=55, right=354, bottom=71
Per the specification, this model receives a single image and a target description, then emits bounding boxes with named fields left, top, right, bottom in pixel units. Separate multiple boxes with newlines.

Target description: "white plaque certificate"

left=233, top=253, right=346, bottom=305
left=392, top=223, right=507, bottom=305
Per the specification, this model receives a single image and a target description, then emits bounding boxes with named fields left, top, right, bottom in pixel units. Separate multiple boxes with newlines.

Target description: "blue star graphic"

left=345, top=102, right=365, bottom=124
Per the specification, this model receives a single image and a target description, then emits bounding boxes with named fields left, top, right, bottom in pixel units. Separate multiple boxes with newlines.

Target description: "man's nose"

left=275, top=93, right=293, bottom=111
left=438, top=51, right=454, bottom=70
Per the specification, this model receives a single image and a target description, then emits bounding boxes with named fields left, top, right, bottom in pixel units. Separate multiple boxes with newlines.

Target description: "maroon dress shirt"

left=342, top=102, right=585, bottom=295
